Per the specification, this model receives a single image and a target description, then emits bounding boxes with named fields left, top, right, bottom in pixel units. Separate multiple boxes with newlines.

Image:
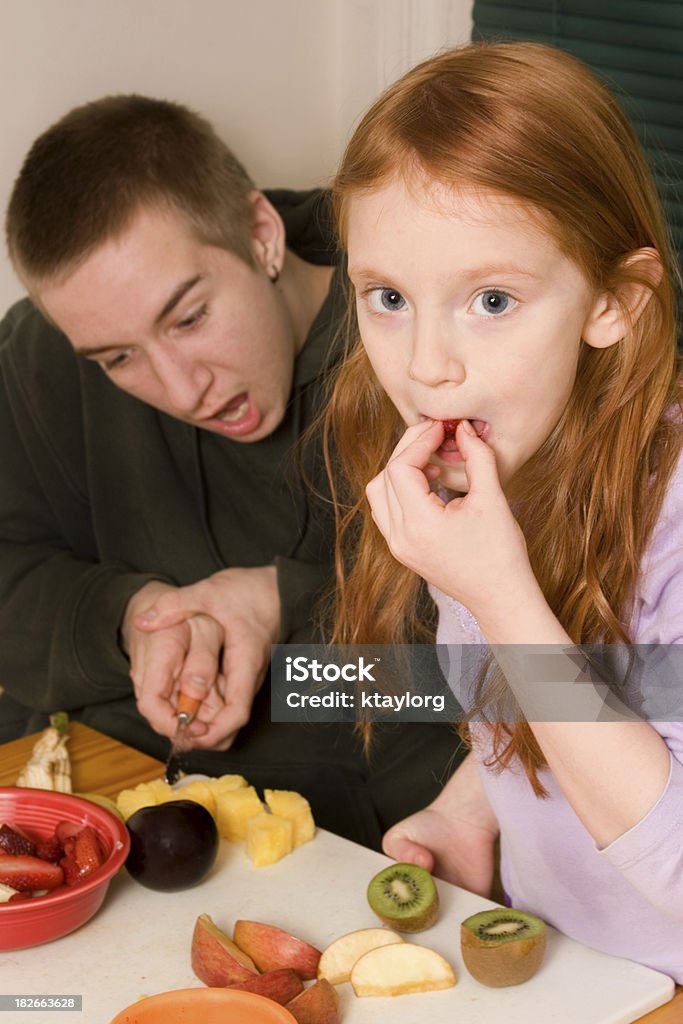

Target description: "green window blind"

left=472, top=0, right=683, bottom=268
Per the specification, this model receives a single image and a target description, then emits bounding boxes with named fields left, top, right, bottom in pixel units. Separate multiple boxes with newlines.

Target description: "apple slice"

left=318, top=927, right=404, bottom=984
left=191, top=913, right=259, bottom=986
left=233, top=919, right=321, bottom=980
left=350, top=941, right=456, bottom=996
left=286, top=979, right=340, bottom=1024
left=226, top=968, right=303, bottom=1005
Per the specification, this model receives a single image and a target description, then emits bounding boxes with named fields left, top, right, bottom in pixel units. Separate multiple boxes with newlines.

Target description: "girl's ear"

left=582, top=247, right=662, bottom=350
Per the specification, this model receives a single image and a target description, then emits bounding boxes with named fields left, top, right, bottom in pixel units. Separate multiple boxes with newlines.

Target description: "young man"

left=0, top=95, right=462, bottom=846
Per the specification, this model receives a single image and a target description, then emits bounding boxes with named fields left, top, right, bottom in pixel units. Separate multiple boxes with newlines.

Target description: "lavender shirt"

left=431, top=454, right=683, bottom=982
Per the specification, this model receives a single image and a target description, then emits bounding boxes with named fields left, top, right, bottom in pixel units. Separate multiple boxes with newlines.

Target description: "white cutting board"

left=0, top=829, right=674, bottom=1024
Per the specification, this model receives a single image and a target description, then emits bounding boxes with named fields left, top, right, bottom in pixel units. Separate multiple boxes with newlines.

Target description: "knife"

left=164, top=691, right=201, bottom=785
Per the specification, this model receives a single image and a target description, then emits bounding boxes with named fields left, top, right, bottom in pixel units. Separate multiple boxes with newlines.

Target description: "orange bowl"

left=0, top=786, right=129, bottom=950
left=109, top=988, right=297, bottom=1024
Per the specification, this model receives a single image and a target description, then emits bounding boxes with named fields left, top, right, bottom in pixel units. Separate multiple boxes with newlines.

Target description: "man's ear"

left=248, top=190, right=286, bottom=277
left=582, top=247, right=662, bottom=350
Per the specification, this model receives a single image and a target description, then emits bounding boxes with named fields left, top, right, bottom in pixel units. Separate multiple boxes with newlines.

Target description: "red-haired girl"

left=327, top=42, right=683, bottom=980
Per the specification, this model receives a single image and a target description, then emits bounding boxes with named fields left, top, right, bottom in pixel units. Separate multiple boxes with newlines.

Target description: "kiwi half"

left=367, top=863, right=439, bottom=933
left=460, top=907, right=547, bottom=987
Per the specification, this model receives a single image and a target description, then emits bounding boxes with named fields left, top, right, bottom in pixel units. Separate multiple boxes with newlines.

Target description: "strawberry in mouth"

left=441, top=419, right=462, bottom=441
left=436, top=418, right=488, bottom=463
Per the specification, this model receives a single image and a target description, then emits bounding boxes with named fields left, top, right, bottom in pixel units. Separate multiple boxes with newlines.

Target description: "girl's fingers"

left=456, top=420, right=504, bottom=497
left=390, top=419, right=444, bottom=468
left=367, top=420, right=445, bottom=527
left=382, top=826, right=435, bottom=873
left=381, top=423, right=447, bottom=514
left=389, top=418, right=444, bottom=460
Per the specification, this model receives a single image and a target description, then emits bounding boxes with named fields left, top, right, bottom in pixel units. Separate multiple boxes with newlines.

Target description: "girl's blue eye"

left=473, top=290, right=512, bottom=316
left=368, top=287, right=407, bottom=313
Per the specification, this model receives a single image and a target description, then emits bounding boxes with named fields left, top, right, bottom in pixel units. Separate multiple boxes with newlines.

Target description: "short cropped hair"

left=6, top=94, right=256, bottom=289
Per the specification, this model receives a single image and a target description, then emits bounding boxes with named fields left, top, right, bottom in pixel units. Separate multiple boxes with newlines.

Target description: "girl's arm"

left=383, top=751, right=500, bottom=896
left=367, top=419, right=671, bottom=850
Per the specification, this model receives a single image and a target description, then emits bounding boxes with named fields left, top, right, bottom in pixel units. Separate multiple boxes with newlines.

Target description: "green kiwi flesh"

left=367, top=862, right=439, bottom=933
left=460, top=908, right=547, bottom=987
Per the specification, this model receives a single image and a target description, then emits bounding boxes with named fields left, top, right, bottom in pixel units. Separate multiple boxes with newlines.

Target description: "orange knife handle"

left=176, top=692, right=201, bottom=719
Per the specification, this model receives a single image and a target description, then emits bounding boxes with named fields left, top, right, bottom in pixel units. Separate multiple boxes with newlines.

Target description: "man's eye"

left=367, top=287, right=407, bottom=313
left=177, top=304, right=208, bottom=330
left=102, top=352, right=131, bottom=371
left=472, top=289, right=514, bottom=316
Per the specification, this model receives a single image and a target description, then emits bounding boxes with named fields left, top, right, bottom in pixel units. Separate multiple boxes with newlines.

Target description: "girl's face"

left=346, top=177, right=602, bottom=492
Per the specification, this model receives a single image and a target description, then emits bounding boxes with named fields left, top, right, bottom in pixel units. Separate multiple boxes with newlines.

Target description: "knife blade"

left=164, top=692, right=201, bottom=785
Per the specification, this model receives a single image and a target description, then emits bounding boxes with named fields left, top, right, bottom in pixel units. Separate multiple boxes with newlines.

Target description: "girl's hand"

left=382, top=752, right=499, bottom=896
left=383, top=807, right=497, bottom=896
left=366, top=419, right=533, bottom=623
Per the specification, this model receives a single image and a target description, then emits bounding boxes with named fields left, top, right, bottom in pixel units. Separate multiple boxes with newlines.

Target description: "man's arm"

left=0, top=302, right=165, bottom=711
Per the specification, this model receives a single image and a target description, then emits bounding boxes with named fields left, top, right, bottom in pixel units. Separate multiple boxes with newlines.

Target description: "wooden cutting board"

left=0, top=721, right=164, bottom=795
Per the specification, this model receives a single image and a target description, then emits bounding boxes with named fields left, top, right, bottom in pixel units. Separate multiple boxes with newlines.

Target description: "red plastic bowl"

left=0, top=786, right=130, bottom=950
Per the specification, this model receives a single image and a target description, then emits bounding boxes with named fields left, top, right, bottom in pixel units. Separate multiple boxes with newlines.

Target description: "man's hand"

left=121, top=581, right=225, bottom=741
left=131, top=567, right=281, bottom=750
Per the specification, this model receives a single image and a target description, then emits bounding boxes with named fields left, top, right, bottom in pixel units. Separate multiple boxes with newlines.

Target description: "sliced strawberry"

left=54, top=820, right=83, bottom=844
left=10, top=823, right=40, bottom=844
left=441, top=418, right=462, bottom=440
left=72, top=826, right=104, bottom=878
left=0, top=824, right=36, bottom=857
left=34, top=836, right=64, bottom=863
left=60, top=855, right=83, bottom=887
left=58, top=826, right=104, bottom=886
left=0, top=853, right=64, bottom=892
left=8, top=891, right=32, bottom=903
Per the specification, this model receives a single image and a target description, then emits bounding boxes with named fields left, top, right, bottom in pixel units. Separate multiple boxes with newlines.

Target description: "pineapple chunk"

left=116, top=785, right=157, bottom=821
left=264, top=789, right=315, bottom=847
left=214, top=786, right=263, bottom=840
left=207, top=774, right=249, bottom=794
left=142, top=778, right=175, bottom=800
left=175, top=780, right=216, bottom=817
left=246, top=811, right=293, bottom=867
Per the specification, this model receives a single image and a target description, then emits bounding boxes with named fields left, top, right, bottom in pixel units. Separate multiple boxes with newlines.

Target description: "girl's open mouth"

left=436, top=418, right=489, bottom=461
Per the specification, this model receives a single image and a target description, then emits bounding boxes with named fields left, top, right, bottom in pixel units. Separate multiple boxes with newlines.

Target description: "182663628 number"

left=2, top=995, right=82, bottom=1011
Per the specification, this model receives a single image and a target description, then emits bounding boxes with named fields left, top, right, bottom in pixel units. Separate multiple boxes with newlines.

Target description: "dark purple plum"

left=125, top=799, right=219, bottom=891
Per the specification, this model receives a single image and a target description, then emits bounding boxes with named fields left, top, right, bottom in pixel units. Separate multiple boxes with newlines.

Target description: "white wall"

left=1, top=0, right=472, bottom=312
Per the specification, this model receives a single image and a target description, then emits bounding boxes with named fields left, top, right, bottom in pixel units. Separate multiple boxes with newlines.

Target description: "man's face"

left=346, top=177, right=601, bottom=492
left=38, top=202, right=299, bottom=440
